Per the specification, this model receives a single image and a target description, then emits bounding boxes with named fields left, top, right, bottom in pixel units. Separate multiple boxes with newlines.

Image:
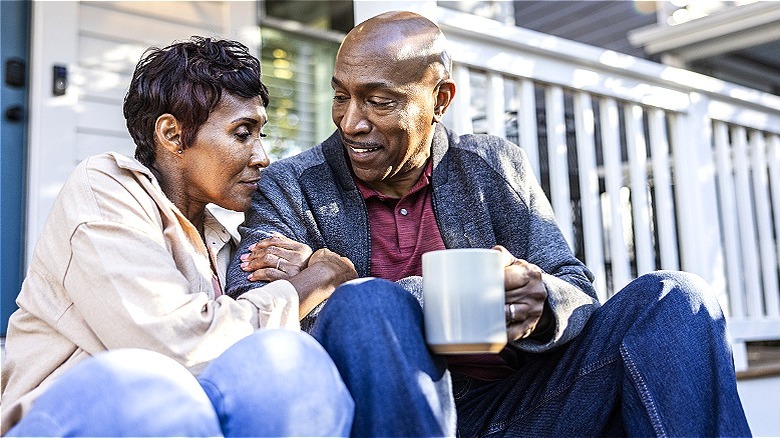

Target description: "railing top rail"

left=436, top=7, right=780, bottom=118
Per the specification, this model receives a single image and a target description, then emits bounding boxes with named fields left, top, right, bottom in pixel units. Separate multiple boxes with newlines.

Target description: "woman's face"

left=180, top=93, right=269, bottom=212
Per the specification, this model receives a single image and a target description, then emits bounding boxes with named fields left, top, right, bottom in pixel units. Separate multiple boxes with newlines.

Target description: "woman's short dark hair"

left=124, top=36, right=269, bottom=167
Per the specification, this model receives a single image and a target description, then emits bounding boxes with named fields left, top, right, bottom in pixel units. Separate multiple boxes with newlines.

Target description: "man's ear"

left=155, top=113, right=183, bottom=156
left=433, top=80, right=456, bottom=124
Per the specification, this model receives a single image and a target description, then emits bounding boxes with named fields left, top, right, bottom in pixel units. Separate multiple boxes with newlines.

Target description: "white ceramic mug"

left=422, top=248, right=507, bottom=354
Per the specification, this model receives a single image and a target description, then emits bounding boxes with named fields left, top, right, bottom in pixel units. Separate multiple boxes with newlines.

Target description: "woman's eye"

left=235, top=131, right=252, bottom=141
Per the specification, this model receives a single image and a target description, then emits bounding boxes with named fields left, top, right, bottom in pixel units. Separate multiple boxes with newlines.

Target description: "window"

left=258, top=1, right=352, bottom=158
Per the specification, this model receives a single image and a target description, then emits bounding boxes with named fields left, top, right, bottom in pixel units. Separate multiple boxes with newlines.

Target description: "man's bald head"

left=338, top=11, right=452, bottom=82
left=330, top=11, right=457, bottom=198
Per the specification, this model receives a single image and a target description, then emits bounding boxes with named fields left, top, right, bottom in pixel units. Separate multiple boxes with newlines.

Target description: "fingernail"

left=240, top=262, right=248, bottom=269
left=240, top=254, right=248, bottom=261
left=248, top=243, right=256, bottom=250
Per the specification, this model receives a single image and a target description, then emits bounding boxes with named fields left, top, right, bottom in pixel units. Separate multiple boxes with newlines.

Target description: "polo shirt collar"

left=354, top=158, right=434, bottom=201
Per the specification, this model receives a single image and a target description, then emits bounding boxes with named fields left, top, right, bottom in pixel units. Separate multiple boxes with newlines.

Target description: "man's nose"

left=339, top=101, right=370, bottom=135
left=249, top=138, right=270, bottom=168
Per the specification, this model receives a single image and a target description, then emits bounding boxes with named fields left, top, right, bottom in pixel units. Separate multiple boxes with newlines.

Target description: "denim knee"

left=8, top=349, right=220, bottom=437
left=198, top=329, right=354, bottom=437
left=199, top=328, right=352, bottom=397
left=622, top=270, right=723, bottom=318
left=325, top=278, right=422, bottom=320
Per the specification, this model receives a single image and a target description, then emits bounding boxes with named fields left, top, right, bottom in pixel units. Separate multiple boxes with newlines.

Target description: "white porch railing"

left=436, top=8, right=780, bottom=372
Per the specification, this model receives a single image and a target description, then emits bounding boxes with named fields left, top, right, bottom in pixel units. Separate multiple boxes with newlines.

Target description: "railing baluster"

left=624, top=104, right=655, bottom=276
left=544, top=85, right=574, bottom=250
left=600, top=97, right=631, bottom=292
left=713, top=121, right=746, bottom=318
left=452, top=63, right=473, bottom=134
left=517, top=79, right=540, bottom=179
left=733, top=127, right=764, bottom=317
left=749, top=131, right=780, bottom=317
left=647, top=109, right=679, bottom=271
left=485, top=72, right=506, bottom=139
left=573, top=92, right=607, bottom=300
left=769, top=135, right=780, bottom=282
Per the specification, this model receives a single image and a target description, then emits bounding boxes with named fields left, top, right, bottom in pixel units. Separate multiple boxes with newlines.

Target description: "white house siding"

left=25, top=1, right=257, bottom=264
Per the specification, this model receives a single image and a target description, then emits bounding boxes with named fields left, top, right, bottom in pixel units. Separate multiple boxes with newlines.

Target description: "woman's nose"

left=249, top=138, right=270, bottom=168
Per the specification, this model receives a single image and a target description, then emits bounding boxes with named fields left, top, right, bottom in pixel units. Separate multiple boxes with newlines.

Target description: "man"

left=227, top=11, right=750, bottom=437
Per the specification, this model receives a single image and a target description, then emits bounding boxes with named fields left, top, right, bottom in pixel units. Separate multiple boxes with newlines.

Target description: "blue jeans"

left=310, top=278, right=456, bottom=437
left=311, top=272, right=749, bottom=437
left=453, top=271, right=751, bottom=437
left=7, top=329, right=354, bottom=437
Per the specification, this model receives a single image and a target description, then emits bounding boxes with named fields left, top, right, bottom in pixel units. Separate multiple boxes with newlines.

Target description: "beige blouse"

left=0, top=152, right=299, bottom=434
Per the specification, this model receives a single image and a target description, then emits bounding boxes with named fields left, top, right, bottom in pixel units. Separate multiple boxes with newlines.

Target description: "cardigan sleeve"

left=436, top=131, right=600, bottom=353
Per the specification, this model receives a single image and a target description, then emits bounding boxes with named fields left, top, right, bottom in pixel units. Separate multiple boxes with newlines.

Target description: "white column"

left=670, top=93, right=728, bottom=309
left=25, top=0, right=79, bottom=267
left=354, top=1, right=438, bottom=24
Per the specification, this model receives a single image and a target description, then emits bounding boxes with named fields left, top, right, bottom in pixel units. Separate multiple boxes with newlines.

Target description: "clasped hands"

left=240, top=237, right=550, bottom=342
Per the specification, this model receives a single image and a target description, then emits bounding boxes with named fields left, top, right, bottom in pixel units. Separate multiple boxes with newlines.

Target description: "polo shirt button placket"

left=399, top=208, right=408, bottom=216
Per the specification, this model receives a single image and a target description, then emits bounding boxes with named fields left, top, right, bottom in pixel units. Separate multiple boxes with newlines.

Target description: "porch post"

left=353, top=1, right=439, bottom=24
left=669, top=93, right=729, bottom=312
left=25, top=0, right=79, bottom=267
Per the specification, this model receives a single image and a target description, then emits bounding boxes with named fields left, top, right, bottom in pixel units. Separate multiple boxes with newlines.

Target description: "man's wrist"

left=528, top=301, right=554, bottom=342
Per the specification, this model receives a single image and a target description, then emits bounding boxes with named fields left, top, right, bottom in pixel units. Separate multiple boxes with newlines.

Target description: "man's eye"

left=333, top=95, right=349, bottom=102
left=236, top=131, right=252, bottom=141
left=369, top=99, right=394, bottom=107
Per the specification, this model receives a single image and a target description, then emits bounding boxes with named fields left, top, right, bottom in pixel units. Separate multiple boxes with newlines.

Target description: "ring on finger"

left=275, top=258, right=282, bottom=271
left=509, top=303, right=518, bottom=322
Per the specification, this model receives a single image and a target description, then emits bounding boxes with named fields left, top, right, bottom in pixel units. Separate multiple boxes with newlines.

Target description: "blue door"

left=1, top=0, right=30, bottom=334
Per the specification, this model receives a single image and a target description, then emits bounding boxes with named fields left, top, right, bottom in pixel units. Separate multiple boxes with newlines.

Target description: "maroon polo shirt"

left=354, top=160, right=445, bottom=282
left=354, top=159, right=516, bottom=381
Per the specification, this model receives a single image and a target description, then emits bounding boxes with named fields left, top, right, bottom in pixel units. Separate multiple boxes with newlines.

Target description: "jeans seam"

left=197, top=378, right=225, bottom=430
left=481, top=354, right=621, bottom=436
left=620, top=344, right=667, bottom=438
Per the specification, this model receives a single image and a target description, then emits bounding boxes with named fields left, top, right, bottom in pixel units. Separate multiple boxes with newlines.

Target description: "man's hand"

left=239, top=234, right=313, bottom=281
left=307, top=248, right=358, bottom=287
left=291, top=248, right=358, bottom=318
left=493, top=245, right=549, bottom=342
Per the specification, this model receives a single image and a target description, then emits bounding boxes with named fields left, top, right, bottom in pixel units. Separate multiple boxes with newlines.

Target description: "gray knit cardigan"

left=226, top=124, right=600, bottom=352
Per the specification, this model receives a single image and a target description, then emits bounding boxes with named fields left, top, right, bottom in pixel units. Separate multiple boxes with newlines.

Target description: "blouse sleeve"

left=64, top=220, right=299, bottom=374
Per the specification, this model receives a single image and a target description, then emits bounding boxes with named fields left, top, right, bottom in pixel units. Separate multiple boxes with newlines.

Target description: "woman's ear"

left=155, top=114, right=183, bottom=156
left=432, top=80, right=456, bottom=124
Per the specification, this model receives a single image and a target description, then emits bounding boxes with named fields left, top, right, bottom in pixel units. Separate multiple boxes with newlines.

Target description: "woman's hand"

left=493, top=245, right=551, bottom=342
left=240, top=234, right=313, bottom=282
left=240, top=234, right=357, bottom=319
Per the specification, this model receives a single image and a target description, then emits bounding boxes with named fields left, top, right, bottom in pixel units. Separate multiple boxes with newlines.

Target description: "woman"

left=1, top=37, right=356, bottom=436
